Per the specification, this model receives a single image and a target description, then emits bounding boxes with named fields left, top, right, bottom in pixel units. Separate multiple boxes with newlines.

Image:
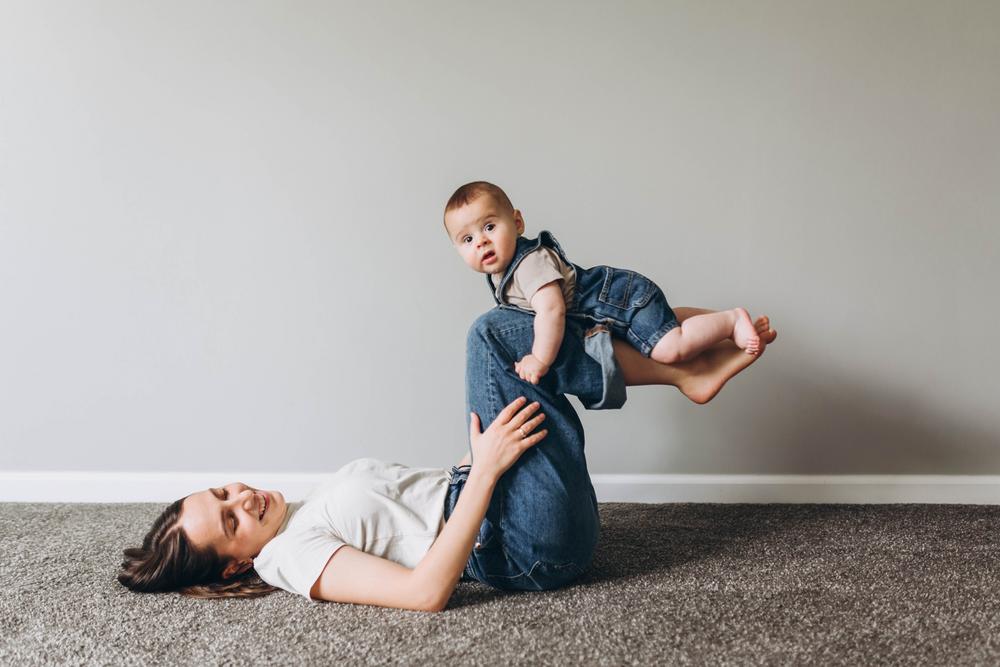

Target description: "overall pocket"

left=596, top=267, right=654, bottom=311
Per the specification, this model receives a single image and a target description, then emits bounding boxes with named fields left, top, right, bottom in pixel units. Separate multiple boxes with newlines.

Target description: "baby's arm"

left=514, top=281, right=566, bottom=384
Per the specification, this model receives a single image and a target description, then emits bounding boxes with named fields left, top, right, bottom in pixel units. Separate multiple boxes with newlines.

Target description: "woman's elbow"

left=409, top=581, right=451, bottom=613
left=414, top=591, right=448, bottom=613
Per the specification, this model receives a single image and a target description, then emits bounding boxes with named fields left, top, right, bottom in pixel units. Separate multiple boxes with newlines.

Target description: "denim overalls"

left=489, top=231, right=679, bottom=358
left=442, top=235, right=677, bottom=591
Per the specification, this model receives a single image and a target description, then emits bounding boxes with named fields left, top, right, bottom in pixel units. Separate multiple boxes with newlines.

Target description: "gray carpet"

left=2, top=502, right=999, bottom=665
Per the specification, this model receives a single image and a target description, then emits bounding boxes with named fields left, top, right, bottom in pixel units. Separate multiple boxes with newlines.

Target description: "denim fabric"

left=582, top=324, right=627, bottom=410
left=488, top=231, right=679, bottom=357
left=443, top=307, right=627, bottom=591
left=444, top=465, right=477, bottom=582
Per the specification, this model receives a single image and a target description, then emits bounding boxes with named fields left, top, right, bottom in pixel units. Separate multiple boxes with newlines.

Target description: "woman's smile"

left=258, top=492, right=269, bottom=520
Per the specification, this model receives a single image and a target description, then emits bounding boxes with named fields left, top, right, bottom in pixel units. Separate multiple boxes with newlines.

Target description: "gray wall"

left=2, top=1, right=998, bottom=474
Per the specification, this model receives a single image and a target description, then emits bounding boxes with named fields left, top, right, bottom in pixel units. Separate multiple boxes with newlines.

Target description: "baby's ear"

left=514, top=210, right=525, bottom=235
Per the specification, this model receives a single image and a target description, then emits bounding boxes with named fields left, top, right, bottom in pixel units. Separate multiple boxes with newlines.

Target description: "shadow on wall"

left=686, top=364, right=1000, bottom=475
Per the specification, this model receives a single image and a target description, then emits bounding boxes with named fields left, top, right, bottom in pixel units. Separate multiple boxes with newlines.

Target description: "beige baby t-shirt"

left=493, top=247, right=576, bottom=310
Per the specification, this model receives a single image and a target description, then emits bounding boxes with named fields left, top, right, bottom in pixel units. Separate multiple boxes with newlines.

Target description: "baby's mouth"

left=482, top=250, right=496, bottom=263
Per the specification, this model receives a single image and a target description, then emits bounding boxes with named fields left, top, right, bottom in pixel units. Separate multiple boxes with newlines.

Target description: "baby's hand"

left=514, top=354, right=550, bottom=385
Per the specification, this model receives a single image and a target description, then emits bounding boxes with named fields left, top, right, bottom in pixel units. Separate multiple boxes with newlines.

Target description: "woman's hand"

left=469, top=397, right=547, bottom=482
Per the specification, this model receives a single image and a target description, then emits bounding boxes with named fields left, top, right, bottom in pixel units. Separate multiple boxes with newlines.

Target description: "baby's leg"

left=677, top=307, right=776, bottom=347
left=651, top=308, right=760, bottom=364
left=673, top=306, right=714, bottom=321
left=616, top=314, right=775, bottom=404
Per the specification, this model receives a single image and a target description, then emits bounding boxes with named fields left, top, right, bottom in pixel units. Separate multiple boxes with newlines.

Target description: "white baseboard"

left=3, top=471, right=1000, bottom=504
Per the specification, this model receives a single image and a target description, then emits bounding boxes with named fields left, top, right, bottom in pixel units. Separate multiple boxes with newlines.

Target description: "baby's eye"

left=484, top=223, right=496, bottom=232
left=230, top=514, right=238, bottom=533
left=462, top=235, right=473, bottom=244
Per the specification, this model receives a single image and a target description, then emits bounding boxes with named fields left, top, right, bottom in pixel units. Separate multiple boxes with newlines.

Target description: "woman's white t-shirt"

left=254, top=458, right=451, bottom=599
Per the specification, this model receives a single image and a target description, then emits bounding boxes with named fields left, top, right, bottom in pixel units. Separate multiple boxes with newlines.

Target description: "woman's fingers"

left=510, top=401, right=542, bottom=429
left=469, top=412, right=482, bottom=436
left=497, top=396, right=528, bottom=424
left=521, top=428, right=548, bottom=449
left=518, top=412, right=546, bottom=436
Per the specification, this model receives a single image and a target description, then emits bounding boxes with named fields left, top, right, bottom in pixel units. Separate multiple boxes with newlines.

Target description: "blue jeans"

left=443, top=307, right=626, bottom=590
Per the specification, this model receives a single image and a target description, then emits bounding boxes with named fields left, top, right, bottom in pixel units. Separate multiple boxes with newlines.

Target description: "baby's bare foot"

left=673, top=313, right=776, bottom=404
left=733, top=307, right=761, bottom=355
left=754, top=315, right=777, bottom=351
left=678, top=316, right=776, bottom=404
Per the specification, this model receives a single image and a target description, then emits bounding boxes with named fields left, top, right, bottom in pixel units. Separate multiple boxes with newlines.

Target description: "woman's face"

left=180, top=482, right=288, bottom=577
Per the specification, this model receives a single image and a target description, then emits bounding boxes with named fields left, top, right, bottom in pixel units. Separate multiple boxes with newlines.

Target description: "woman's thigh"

left=464, top=308, right=608, bottom=588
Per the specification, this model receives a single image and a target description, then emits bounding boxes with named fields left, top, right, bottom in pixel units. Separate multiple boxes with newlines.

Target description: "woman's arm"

left=405, top=462, right=496, bottom=609
left=309, top=397, right=547, bottom=611
left=308, top=546, right=430, bottom=610
left=308, top=472, right=495, bottom=612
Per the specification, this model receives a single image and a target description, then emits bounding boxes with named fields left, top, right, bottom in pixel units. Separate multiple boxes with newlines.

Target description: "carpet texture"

left=2, top=502, right=999, bottom=665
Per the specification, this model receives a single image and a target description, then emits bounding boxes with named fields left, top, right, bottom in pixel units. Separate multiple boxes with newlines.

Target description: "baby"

left=443, top=181, right=762, bottom=385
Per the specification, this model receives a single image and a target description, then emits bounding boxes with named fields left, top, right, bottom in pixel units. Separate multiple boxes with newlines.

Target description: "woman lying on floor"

left=119, top=307, right=775, bottom=611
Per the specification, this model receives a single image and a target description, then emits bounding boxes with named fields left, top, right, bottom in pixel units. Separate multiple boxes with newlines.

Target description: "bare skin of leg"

left=676, top=307, right=776, bottom=348
left=613, top=308, right=777, bottom=404
left=650, top=307, right=760, bottom=363
left=456, top=308, right=776, bottom=466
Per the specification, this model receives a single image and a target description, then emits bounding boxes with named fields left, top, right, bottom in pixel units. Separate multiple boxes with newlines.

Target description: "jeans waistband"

left=444, top=464, right=476, bottom=582
left=444, top=464, right=471, bottom=521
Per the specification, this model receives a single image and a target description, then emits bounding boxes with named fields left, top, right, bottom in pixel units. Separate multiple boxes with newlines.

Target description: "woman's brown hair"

left=118, top=497, right=277, bottom=599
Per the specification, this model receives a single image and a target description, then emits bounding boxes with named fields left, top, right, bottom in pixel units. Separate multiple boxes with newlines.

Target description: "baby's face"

left=444, top=194, right=524, bottom=274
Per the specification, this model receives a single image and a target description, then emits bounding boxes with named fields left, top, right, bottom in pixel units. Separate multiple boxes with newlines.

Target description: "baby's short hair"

left=444, top=181, right=514, bottom=218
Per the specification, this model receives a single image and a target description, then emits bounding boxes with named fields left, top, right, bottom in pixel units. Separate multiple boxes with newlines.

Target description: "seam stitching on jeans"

left=484, top=558, right=527, bottom=581
left=495, top=324, right=534, bottom=336
left=487, top=332, right=500, bottom=421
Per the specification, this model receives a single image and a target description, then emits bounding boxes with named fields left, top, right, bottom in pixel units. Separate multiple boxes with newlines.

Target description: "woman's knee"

left=467, top=309, right=530, bottom=342
left=466, top=310, right=536, bottom=365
